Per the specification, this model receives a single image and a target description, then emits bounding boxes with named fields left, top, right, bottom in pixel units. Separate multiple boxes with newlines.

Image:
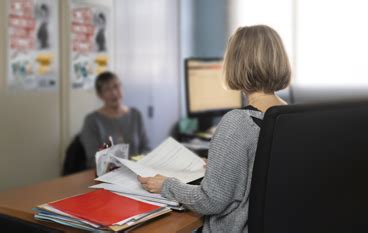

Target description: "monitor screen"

left=185, top=58, right=242, bottom=116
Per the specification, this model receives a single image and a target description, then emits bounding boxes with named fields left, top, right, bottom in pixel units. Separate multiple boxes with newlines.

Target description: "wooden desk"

left=0, top=170, right=203, bottom=232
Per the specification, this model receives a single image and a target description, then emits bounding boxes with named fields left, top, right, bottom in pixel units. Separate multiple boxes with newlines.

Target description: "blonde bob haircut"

left=223, top=25, right=291, bottom=94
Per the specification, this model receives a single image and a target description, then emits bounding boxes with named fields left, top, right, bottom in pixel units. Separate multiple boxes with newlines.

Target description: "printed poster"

left=7, top=0, right=59, bottom=90
left=70, top=0, right=111, bottom=90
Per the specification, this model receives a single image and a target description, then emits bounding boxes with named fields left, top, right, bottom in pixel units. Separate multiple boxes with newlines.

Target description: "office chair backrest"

left=249, top=101, right=368, bottom=233
left=62, top=135, right=87, bottom=176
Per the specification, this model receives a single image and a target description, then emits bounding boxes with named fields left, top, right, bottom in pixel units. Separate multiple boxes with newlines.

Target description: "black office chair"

left=249, top=101, right=368, bottom=233
left=62, top=135, right=87, bottom=176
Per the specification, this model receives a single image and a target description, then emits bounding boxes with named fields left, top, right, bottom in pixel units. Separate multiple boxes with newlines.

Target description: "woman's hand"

left=203, top=158, right=208, bottom=168
left=138, top=175, right=167, bottom=193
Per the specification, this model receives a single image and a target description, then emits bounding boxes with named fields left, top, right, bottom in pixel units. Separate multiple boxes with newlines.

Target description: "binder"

left=49, top=189, right=160, bottom=226
left=34, top=189, right=171, bottom=231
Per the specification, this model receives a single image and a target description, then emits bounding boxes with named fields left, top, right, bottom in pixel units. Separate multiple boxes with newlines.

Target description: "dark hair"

left=40, top=4, right=49, bottom=13
left=98, top=13, right=106, bottom=23
left=95, top=71, right=118, bottom=94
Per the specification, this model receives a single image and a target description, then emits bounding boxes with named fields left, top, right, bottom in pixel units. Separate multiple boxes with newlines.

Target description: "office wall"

left=292, top=0, right=368, bottom=103
left=293, top=88, right=368, bottom=104
left=0, top=0, right=60, bottom=191
left=188, top=0, right=228, bottom=57
left=60, top=0, right=114, bottom=153
left=114, top=0, right=180, bottom=147
left=0, top=0, right=114, bottom=191
left=179, top=0, right=229, bottom=116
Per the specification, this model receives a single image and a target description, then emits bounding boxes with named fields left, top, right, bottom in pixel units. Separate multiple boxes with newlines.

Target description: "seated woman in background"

left=80, top=71, right=150, bottom=168
left=138, top=25, right=291, bottom=233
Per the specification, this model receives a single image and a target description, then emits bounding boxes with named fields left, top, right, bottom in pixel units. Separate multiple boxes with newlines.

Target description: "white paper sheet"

left=95, top=165, right=141, bottom=188
left=97, top=137, right=205, bottom=183
left=116, top=158, right=157, bottom=177
left=91, top=182, right=164, bottom=201
left=90, top=183, right=180, bottom=207
left=138, top=137, right=205, bottom=183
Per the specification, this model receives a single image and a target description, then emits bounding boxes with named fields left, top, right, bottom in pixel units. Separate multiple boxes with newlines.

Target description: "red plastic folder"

left=49, top=189, right=161, bottom=226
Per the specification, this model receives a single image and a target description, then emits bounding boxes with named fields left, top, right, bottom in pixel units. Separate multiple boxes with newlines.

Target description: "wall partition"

left=228, top=0, right=368, bottom=103
left=0, top=0, right=115, bottom=191
left=114, top=0, right=180, bottom=147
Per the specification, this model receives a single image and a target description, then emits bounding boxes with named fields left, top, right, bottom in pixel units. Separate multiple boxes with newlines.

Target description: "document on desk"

left=94, top=137, right=205, bottom=205
left=98, top=137, right=206, bottom=183
left=138, top=137, right=206, bottom=183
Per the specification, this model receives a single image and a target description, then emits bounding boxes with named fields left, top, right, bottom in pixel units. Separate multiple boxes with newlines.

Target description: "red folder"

left=49, top=189, right=161, bottom=226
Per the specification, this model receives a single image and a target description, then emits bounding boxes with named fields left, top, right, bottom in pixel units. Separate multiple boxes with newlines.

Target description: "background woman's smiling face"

left=99, top=78, right=123, bottom=108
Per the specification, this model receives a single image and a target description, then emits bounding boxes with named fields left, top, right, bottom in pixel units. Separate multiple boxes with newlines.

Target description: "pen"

left=98, top=143, right=109, bottom=150
left=109, top=136, right=114, bottom=146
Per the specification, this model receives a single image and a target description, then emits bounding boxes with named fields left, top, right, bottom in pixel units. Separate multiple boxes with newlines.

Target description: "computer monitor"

left=185, top=58, right=243, bottom=119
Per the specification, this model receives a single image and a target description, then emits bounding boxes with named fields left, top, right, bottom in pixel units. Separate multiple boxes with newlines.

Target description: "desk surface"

left=0, top=170, right=203, bottom=232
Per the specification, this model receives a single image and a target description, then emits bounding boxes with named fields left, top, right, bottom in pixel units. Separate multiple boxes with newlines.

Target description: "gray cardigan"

left=80, top=108, right=150, bottom=168
left=161, top=109, right=264, bottom=233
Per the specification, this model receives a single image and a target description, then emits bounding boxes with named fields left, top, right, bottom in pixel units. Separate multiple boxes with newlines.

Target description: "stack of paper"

left=34, top=189, right=171, bottom=232
left=91, top=137, right=206, bottom=210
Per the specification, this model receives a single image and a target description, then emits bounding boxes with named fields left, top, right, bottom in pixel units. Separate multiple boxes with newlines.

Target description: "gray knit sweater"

left=161, top=109, right=264, bottom=233
left=80, top=108, right=150, bottom=168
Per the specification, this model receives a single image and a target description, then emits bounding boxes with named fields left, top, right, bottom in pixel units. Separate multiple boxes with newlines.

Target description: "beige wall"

left=0, top=0, right=60, bottom=191
left=0, top=0, right=114, bottom=191
left=60, top=0, right=101, bottom=158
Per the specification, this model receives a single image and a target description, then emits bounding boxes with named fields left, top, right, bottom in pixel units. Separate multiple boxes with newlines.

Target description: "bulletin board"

left=69, top=0, right=111, bottom=90
left=7, top=0, right=59, bottom=90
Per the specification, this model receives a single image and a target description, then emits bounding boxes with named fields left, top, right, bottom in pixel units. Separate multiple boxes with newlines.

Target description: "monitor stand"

left=197, top=115, right=215, bottom=132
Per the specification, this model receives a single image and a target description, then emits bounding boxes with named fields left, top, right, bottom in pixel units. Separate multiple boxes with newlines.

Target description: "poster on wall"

left=70, top=0, right=111, bottom=90
left=7, top=0, right=59, bottom=90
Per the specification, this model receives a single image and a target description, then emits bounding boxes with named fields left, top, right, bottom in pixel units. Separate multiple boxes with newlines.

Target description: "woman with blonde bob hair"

left=138, top=25, right=291, bottom=233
